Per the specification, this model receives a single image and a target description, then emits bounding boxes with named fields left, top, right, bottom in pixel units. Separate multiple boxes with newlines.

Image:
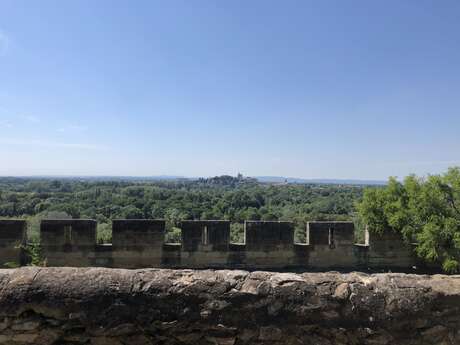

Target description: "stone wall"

left=307, top=221, right=356, bottom=268
left=0, top=220, right=26, bottom=267
left=112, top=219, right=166, bottom=268
left=0, top=267, right=459, bottom=344
left=40, top=219, right=97, bottom=267
left=0, top=219, right=418, bottom=270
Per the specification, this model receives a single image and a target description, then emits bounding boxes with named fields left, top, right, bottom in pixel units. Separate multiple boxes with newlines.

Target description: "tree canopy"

left=0, top=176, right=362, bottom=244
left=357, top=167, right=460, bottom=273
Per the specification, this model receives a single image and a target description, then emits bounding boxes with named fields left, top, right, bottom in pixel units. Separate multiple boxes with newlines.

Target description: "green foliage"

left=294, top=226, right=307, bottom=243
left=97, top=223, right=112, bottom=244
left=165, top=226, right=182, bottom=243
left=357, top=167, right=460, bottom=272
left=0, top=176, right=364, bottom=244
left=26, top=214, right=41, bottom=242
left=23, top=240, right=45, bottom=266
left=352, top=212, right=366, bottom=243
left=230, top=223, right=244, bottom=243
left=117, top=205, right=144, bottom=219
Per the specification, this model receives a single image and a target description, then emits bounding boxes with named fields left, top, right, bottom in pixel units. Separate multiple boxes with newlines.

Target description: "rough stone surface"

left=0, top=267, right=459, bottom=344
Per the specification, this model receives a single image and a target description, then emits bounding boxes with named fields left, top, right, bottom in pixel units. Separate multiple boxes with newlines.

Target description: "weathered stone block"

left=0, top=220, right=26, bottom=247
left=0, top=220, right=26, bottom=267
left=40, top=219, right=96, bottom=248
left=308, top=221, right=354, bottom=246
left=180, top=220, right=230, bottom=252
left=110, top=220, right=166, bottom=268
left=112, top=219, right=165, bottom=250
left=40, top=220, right=97, bottom=267
left=245, top=221, right=294, bottom=251
left=367, top=229, right=416, bottom=268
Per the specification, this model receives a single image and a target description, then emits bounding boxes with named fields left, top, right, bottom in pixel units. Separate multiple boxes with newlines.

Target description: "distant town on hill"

left=1, top=175, right=387, bottom=186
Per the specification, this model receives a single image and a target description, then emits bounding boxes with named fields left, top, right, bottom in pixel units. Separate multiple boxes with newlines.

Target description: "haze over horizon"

left=1, top=1, right=460, bottom=180
left=0, top=173, right=388, bottom=185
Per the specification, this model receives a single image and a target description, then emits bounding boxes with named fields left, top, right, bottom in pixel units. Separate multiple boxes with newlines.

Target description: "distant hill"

left=254, top=176, right=386, bottom=186
left=10, top=175, right=192, bottom=181
left=2, top=175, right=386, bottom=186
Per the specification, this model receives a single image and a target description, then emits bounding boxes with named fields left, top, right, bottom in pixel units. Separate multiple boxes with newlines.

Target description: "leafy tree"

left=357, top=167, right=460, bottom=272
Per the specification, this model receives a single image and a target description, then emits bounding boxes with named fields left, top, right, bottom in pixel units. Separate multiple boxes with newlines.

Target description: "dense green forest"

left=0, top=175, right=364, bottom=243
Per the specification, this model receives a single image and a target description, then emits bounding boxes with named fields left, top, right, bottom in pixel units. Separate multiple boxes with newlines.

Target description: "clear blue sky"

left=1, top=0, right=460, bottom=179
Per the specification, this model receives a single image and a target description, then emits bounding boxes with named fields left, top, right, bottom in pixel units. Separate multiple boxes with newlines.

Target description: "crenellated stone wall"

left=0, top=219, right=421, bottom=270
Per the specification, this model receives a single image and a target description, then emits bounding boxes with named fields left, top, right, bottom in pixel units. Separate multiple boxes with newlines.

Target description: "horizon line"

left=0, top=174, right=388, bottom=183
